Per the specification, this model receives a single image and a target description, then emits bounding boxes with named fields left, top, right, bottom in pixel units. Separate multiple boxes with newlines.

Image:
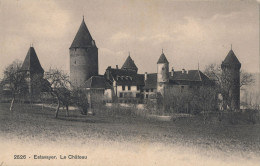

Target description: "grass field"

left=0, top=103, right=260, bottom=166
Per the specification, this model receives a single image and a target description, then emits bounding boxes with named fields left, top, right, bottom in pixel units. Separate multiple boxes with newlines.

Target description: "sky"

left=0, top=0, right=259, bottom=78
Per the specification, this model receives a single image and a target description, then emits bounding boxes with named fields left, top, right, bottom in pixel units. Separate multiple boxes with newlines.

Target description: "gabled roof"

left=121, top=56, right=138, bottom=71
left=223, top=49, right=241, bottom=65
left=105, top=67, right=144, bottom=86
left=170, top=70, right=203, bottom=81
left=143, top=73, right=157, bottom=89
left=82, top=76, right=112, bottom=89
left=170, top=70, right=212, bottom=85
left=70, top=18, right=94, bottom=48
left=21, top=47, right=44, bottom=74
left=157, top=53, right=169, bottom=64
left=143, top=70, right=212, bottom=89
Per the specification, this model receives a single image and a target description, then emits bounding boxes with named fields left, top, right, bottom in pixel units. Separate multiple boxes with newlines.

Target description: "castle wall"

left=70, top=47, right=98, bottom=87
left=221, top=66, right=240, bottom=110
left=230, top=69, right=240, bottom=110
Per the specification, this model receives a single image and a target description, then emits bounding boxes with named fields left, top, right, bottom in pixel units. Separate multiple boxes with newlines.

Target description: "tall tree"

left=204, top=63, right=255, bottom=110
left=44, top=68, right=71, bottom=118
left=2, top=60, right=27, bottom=111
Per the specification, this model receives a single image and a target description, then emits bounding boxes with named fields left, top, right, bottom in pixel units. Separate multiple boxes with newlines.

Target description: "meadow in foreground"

left=0, top=103, right=260, bottom=166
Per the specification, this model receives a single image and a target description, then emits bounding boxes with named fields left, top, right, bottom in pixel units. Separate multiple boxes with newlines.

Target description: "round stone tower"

left=221, top=48, right=241, bottom=110
left=157, top=50, right=169, bottom=96
left=70, top=18, right=98, bottom=87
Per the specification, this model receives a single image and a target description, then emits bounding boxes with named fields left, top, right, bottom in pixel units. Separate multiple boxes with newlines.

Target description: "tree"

left=71, top=88, right=89, bottom=115
left=44, top=68, right=71, bottom=118
left=192, top=86, right=218, bottom=123
left=240, top=71, right=255, bottom=88
left=2, top=60, right=27, bottom=111
left=204, top=63, right=255, bottom=110
left=163, top=85, right=217, bottom=118
left=164, top=88, right=194, bottom=114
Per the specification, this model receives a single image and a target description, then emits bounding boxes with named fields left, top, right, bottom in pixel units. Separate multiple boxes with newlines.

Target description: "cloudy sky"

left=0, top=0, right=259, bottom=78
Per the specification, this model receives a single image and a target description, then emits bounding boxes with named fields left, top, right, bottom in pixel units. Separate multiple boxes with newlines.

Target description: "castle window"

left=122, top=85, right=125, bottom=91
left=119, top=93, right=123, bottom=98
left=128, top=86, right=131, bottom=90
left=151, top=89, right=153, bottom=92
left=137, top=86, right=140, bottom=90
left=146, top=94, right=148, bottom=98
left=74, top=60, right=76, bottom=64
left=146, top=89, right=149, bottom=92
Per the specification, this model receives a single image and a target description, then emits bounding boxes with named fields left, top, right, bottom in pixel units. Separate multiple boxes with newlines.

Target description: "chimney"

left=171, top=67, right=174, bottom=76
left=182, top=68, right=186, bottom=74
left=106, top=66, right=111, bottom=80
left=116, top=65, right=118, bottom=69
left=145, top=72, right=147, bottom=81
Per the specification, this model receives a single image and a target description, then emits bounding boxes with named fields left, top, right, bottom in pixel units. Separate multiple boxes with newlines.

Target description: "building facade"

left=104, top=56, right=144, bottom=103
left=102, top=51, right=213, bottom=103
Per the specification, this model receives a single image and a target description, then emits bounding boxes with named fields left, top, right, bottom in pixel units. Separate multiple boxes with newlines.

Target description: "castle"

left=67, top=18, right=241, bottom=109
left=19, top=18, right=241, bottom=110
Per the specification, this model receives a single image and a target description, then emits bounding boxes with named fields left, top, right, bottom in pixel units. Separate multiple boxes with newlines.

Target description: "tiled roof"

left=21, top=47, right=44, bottom=74
left=105, top=68, right=144, bottom=86
left=121, top=55, right=138, bottom=71
left=135, top=74, right=145, bottom=85
left=82, top=76, right=112, bottom=89
left=170, top=70, right=212, bottom=85
left=170, top=70, right=202, bottom=81
left=223, top=49, right=241, bottom=65
left=70, top=19, right=94, bottom=48
left=143, top=70, right=212, bottom=89
left=143, top=73, right=157, bottom=89
left=157, top=53, right=169, bottom=64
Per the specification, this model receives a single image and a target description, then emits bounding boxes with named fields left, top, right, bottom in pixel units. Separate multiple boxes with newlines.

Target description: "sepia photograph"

left=0, top=0, right=260, bottom=165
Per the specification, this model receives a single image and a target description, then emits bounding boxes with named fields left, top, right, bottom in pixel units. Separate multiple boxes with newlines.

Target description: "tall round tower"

left=70, top=18, right=98, bottom=87
left=157, top=50, right=169, bottom=96
left=221, top=48, right=241, bottom=110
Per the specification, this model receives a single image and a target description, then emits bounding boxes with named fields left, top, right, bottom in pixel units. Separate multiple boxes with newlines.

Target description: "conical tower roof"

left=223, top=49, right=241, bottom=65
left=121, top=55, right=138, bottom=71
left=70, top=18, right=94, bottom=48
left=21, top=47, right=44, bottom=73
left=157, top=52, right=169, bottom=64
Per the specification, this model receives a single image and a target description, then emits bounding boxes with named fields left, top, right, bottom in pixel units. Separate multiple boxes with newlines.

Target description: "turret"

left=21, top=46, right=44, bottom=94
left=221, top=47, right=241, bottom=110
left=121, top=53, right=138, bottom=73
left=157, top=50, right=169, bottom=96
left=70, top=17, right=98, bottom=87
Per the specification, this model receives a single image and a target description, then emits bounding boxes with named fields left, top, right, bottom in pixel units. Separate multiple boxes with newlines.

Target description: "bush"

left=226, top=109, right=259, bottom=124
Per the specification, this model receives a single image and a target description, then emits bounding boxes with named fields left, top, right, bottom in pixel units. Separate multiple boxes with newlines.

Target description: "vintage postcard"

left=0, top=0, right=259, bottom=165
